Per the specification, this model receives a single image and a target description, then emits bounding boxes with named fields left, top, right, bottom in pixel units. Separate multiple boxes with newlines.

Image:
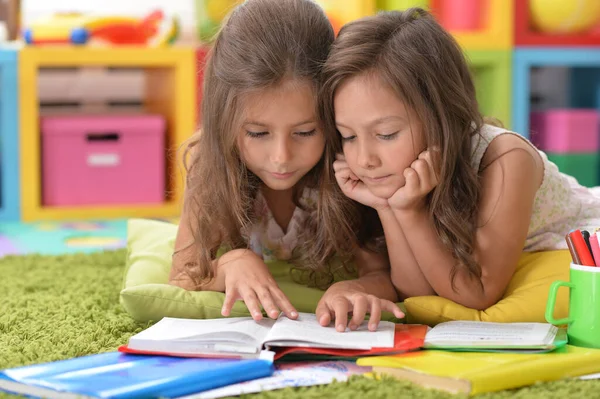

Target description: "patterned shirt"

left=471, top=124, right=600, bottom=251
left=243, top=188, right=318, bottom=261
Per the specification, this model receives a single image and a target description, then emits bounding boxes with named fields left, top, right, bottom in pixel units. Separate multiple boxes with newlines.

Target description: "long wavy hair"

left=181, top=0, right=358, bottom=288
left=320, top=8, right=486, bottom=287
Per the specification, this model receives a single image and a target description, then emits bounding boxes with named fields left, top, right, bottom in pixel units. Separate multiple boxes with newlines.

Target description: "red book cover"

left=271, top=324, right=427, bottom=360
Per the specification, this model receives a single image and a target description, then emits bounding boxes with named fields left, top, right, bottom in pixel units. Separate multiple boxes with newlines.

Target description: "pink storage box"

left=41, top=115, right=166, bottom=206
left=530, top=109, right=599, bottom=153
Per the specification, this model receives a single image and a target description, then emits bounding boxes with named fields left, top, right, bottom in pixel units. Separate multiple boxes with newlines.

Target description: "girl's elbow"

left=455, top=288, right=503, bottom=310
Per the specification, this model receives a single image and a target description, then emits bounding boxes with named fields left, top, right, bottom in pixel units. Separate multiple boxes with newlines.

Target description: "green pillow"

left=120, top=219, right=327, bottom=322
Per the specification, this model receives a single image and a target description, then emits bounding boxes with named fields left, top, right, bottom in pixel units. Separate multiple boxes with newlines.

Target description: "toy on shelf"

left=428, top=0, right=512, bottom=50
left=516, top=0, right=600, bottom=46
left=529, top=0, right=600, bottom=35
left=23, top=10, right=179, bottom=46
left=530, top=108, right=600, bottom=188
left=529, top=109, right=599, bottom=153
left=438, top=0, right=486, bottom=31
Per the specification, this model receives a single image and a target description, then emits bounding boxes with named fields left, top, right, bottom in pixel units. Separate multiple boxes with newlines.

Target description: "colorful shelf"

left=19, top=47, right=196, bottom=221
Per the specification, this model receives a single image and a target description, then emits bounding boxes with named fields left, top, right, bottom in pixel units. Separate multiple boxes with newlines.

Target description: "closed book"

left=357, top=345, right=600, bottom=395
left=0, top=351, right=274, bottom=399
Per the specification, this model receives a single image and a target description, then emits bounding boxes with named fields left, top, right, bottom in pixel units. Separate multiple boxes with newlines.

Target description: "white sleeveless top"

left=471, top=124, right=600, bottom=251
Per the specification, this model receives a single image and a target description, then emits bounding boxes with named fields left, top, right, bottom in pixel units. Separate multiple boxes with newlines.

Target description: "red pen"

left=590, top=233, right=600, bottom=267
left=569, top=230, right=596, bottom=267
left=566, top=232, right=581, bottom=265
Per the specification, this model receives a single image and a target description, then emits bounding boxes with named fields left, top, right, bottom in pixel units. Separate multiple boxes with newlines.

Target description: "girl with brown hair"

left=169, top=0, right=404, bottom=331
left=323, top=8, right=600, bottom=311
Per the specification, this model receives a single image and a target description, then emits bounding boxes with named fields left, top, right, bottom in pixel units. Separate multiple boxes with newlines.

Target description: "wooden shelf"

left=19, top=47, right=197, bottom=221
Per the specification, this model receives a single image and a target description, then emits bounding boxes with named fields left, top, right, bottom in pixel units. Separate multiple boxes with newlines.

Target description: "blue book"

left=0, top=351, right=274, bottom=399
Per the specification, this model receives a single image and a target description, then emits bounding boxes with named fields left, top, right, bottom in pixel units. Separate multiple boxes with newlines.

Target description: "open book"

left=119, top=313, right=402, bottom=359
left=423, top=321, right=565, bottom=352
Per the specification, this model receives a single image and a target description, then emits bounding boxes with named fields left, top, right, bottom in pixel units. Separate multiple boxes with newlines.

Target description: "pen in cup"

left=569, top=230, right=596, bottom=267
left=566, top=232, right=581, bottom=265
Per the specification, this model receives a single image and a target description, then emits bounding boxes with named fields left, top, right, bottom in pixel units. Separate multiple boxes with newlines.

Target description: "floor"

left=0, top=220, right=128, bottom=256
left=0, top=217, right=178, bottom=257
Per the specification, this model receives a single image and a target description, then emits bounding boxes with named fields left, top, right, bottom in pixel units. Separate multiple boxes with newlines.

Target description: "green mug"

left=546, top=263, right=600, bottom=349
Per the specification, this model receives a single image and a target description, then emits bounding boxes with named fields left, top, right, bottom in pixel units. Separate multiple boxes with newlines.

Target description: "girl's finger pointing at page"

left=222, top=289, right=237, bottom=317
left=368, top=300, right=382, bottom=331
left=271, top=288, right=298, bottom=319
left=256, top=288, right=280, bottom=319
left=349, top=296, right=368, bottom=331
left=316, top=302, right=332, bottom=327
left=241, top=289, right=263, bottom=321
left=333, top=298, right=349, bottom=332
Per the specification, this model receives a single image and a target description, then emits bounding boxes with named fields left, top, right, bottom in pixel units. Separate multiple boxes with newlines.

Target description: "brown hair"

left=182, top=0, right=357, bottom=288
left=320, top=8, right=485, bottom=287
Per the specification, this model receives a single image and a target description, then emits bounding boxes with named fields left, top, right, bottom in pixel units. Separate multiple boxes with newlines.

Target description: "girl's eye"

left=341, top=135, right=356, bottom=143
left=246, top=131, right=268, bottom=138
left=295, top=129, right=317, bottom=137
left=378, top=132, right=399, bottom=140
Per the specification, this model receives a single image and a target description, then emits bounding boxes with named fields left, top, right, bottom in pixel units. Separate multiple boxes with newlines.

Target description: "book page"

left=424, top=321, right=557, bottom=347
left=263, top=313, right=394, bottom=350
left=129, top=317, right=275, bottom=348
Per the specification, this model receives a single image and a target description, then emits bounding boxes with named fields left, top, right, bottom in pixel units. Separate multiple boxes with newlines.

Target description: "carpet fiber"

left=2, top=250, right=600, bottom=398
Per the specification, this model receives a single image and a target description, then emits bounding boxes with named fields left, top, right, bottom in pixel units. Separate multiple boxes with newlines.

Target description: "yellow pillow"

left=404, top=250, right=571, bottom=326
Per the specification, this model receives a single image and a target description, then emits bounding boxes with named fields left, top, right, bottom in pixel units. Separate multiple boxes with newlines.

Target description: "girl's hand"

left=315, top=280, right=404, bottom=332
left=333, top=154, right=389, bottom=210
left=389, top=149, right=439, bottom=212
left=220, top=250, right=298, bottom=321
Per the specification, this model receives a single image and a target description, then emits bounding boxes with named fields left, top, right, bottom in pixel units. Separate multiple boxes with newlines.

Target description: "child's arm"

left=316, top=247, right=405, bottom=331
left=377, top=207, right=436, bottom=299
left=170, top=205, right=298, bottom=320
left=391, top=138, right=542, bottom=309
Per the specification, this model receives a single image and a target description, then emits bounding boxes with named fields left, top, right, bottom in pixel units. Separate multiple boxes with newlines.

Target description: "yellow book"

left=357, top=345, right=600, bottom=395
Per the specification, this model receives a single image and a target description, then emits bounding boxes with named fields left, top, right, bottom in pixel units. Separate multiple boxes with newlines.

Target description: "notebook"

left=357, top=345, right=600, bottom=395
left=0, top=351, right=274, bottom=399
left=119, top=312, right=398, bottom=359
left=422, top=320, right=565, bottom=352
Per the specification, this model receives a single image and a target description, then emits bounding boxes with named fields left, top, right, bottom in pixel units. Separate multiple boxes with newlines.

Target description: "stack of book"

left=2, top=313, right=600, bottom=398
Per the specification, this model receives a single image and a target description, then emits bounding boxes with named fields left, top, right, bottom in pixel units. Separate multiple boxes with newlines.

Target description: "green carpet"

left=1, top=250, right=600, bottom=398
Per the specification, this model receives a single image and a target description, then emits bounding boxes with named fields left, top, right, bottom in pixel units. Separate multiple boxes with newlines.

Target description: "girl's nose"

left=357, top=141, right=379, bottom=170
left=271, top=137, right=292, bottom=166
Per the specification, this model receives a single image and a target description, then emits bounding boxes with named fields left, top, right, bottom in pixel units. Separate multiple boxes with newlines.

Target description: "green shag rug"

left=1, top=250, right=600, bottom=398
